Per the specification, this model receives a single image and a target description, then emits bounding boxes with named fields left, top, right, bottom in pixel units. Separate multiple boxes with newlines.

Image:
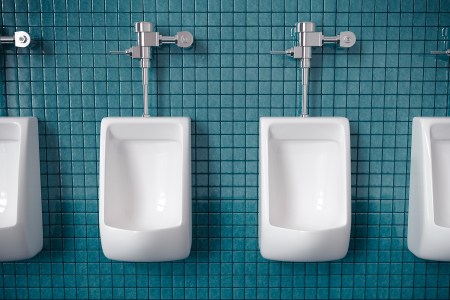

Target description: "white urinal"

left=0, top=117, right=43, bottom=261
left=99, top=117, right=191, bottom=262
left=259, top=117, right=351, bottom=261
left=408, top=117, right=450, bottom=261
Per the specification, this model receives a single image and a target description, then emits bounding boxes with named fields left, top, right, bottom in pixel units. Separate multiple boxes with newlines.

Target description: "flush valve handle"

left=14, top=31, right=31, bottom=47
left=176, top=31, right=194, bottom=48
left=0, top=31, right=31, bottom=48
left=339, top=31, right=356, bottom=48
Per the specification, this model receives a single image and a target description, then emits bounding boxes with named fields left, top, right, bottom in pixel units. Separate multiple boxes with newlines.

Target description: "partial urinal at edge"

left=0, top=117, right=43, bottom=261
left=408, top=117, right=450, bottom=261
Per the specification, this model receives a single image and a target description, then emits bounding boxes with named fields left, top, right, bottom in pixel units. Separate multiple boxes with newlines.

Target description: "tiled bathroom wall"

left=1, top=0, right=450, bottom=299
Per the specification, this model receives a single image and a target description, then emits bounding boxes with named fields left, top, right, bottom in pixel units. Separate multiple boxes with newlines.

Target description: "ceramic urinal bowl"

left=408, top=117, right=450, bottom=261
left=259, top=117, right=351, bottom=261
left=99, top=117, right=191, bottom=262
left=0, top=117, right=43, bottom=261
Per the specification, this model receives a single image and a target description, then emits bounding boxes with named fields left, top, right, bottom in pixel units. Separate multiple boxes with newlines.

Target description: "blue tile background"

left=1, top=0, right=450, bottom=299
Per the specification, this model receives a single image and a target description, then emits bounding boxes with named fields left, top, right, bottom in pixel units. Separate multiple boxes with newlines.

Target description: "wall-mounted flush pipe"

left=271, top=22, right=356, bottom=117
left=111, top=22, right=194, bottom=117
left=0, top=31, right=31, bottom=48
left=431, top=49, right=450, bottom=56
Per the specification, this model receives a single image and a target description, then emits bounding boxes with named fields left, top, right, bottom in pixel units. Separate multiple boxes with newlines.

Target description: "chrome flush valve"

left=271, top=22, right=356, bottom=117
left=111, top=22, right=194, bottom=117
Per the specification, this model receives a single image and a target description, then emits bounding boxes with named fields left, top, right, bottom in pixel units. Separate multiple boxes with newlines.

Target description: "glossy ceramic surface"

left=408, top=117, right=450, bottom=261
left=0, top=117, right=43, bottom=261
left=259, top=117, right=351, bottom=261
left=99, top=117, right=191, bottom=262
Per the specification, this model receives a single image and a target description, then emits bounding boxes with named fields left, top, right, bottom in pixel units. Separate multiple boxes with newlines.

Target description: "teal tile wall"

left=1, top=0, right=450, bottom=299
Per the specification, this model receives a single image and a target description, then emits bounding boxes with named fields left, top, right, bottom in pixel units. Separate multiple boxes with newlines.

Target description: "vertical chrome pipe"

left=301, top=65, right=309, bottom=117
left=300, top=45, right=312, bottom=117
left=135, top=23, right=153, bottom=117
left=140, top=48, right=151, bottom=117
left=142, top=64, right=150, bottom=117
left=297, top=22, right=315, bottom=117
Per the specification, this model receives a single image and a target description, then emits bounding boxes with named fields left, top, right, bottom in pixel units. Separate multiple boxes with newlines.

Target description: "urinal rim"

left=260, top=116, right=350, bottom=128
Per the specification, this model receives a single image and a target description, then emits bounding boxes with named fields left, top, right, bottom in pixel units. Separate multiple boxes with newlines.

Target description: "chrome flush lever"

left=0, top=31, right=31, bottom=48
left=431, top=49, right=450, bottom=56
left=109, top=50, right=129, bottom=55
left=270, top=50, right=294, bottom=55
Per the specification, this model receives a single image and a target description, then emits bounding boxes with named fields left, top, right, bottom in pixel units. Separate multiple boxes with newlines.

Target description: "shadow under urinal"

left=0, top=117, right=43, bottom=261
left=259, top=117, right=351, bottom=262
left=408, top=117, right=450, bottom=261
left=99, top=117, right=191, bottom=262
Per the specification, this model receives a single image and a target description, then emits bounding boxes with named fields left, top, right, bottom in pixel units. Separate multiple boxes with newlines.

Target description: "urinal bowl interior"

left=268, top=122, right=347, bottom=231
left=260, top=117, right=351, bottom=262
left=100, top=117, right=191, bottom=262
left=104, top=122, right=183, bottom=231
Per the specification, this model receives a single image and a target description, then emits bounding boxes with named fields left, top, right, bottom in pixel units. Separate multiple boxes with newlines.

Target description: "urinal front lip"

left=264, top=222, right=350, bottom=233
left=259, top=222, right=351, bottom=262
left=101, top=222, right=185, bottom=233
left=100, top=219, right=192, bottom=262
